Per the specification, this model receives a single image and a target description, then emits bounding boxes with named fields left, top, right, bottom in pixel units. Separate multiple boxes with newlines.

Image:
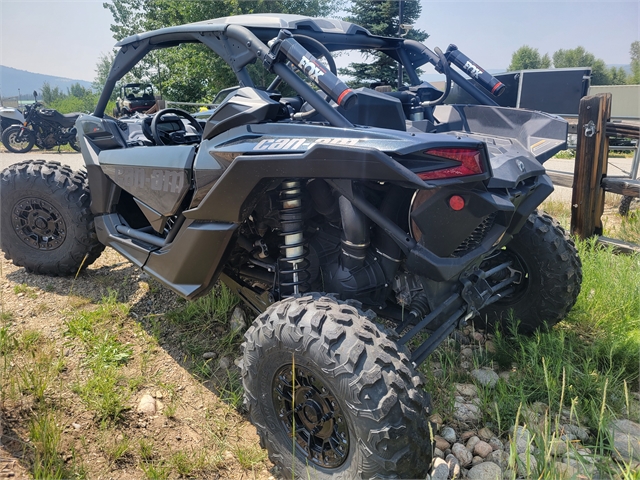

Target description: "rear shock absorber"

left=278, top=180, right=310, bottom=296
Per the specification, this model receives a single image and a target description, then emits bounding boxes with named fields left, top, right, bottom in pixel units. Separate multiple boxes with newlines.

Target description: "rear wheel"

left=242, top=294, right=434, bottom=479
left=478, top=211, right=582, bottom=333
left=619, top=195, right=634, bottom=216
left=1, top=126, right=35, bottom=153
left=1, top=160, right=104, bottom=275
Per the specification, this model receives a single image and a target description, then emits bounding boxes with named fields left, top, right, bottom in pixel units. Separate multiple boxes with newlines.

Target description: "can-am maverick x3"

left=0, top=14, right=581, bottom=479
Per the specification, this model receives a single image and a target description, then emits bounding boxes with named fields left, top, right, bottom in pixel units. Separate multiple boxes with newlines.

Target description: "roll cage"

left=95, top=13, right=499, bottom=119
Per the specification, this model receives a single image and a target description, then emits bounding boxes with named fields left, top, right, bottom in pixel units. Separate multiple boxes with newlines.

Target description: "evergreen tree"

left=339, top=0, right=428, bottom=88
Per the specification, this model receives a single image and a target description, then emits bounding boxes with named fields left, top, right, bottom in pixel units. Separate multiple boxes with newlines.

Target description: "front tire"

left=68, top=132, right=81, bottom=152
left=1, top=160, right=104, bottom=275
left=242, top=294, right=434, bottom=479
left=479, top=211, right=582, bottom=333
left=1, top=126, right=35, bottom=153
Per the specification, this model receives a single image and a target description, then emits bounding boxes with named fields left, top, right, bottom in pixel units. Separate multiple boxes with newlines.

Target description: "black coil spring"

left=277, top=182, right=310, bottom=296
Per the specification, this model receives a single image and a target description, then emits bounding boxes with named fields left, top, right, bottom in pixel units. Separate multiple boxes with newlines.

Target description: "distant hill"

left=0, top=65, right=93, bottom=100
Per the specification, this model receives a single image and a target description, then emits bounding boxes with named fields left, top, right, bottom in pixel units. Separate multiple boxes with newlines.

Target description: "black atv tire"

left=1, top=125, right=35, bottom=153
left=619, top=195, right=633, bottom=216
left=68, top=133, right=81, bottom=152
left=478, top=211, right=582, bottom=334
left=0, top=160, right=104, bottom=275
left=242, top=293, right=434, bottom=480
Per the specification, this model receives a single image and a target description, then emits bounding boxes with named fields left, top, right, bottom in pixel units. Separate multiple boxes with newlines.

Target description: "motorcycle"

left=1, top=92, right=80, bottom=153
left=0, top=15, right=582, bottom=479
left=0, top=105, right=25, bottom=135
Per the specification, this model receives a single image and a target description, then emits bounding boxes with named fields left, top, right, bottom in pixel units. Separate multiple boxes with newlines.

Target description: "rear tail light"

left=417, top=148, right=485, bottom=180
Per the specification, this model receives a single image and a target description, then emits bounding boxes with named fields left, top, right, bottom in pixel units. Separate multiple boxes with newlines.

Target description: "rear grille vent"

left=451, top=212, right=497, bottom=257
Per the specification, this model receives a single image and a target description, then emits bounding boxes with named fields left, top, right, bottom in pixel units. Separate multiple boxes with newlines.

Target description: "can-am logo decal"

left=115, top=167, right=184, bottom=193
left=463, top=61, right=482, bottom=79
left=253, top=137, right=360, bottom=151
left=299, top=56, right=325, bottom=83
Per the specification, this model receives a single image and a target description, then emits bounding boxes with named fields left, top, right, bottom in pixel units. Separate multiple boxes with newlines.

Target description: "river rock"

left=474, top=440, right=493, bottom=458
left=489, top=436, right=503, bottom=451
left=441, top=426, right=457, bottom=444
left=471, top=368, right=499, bottom=387
left=517, top=452, right=537, bottom=477
left=137, top=394, right=156, bottom=414
left=202, top=351, right=217, bottom=360
left=452, top=442, right=473, bottom=466
left=434, top=447, right=445, bottom=459
left=429, top=457, right=449, bottom=480
left=461, top=347, right=473, bottom=358
left=455, top=383, right=478, bottom=397
left=229, top=307, right=247, bottom=332
left=434, top=435, right=451, bottom=451
left=549, top=439, right=568, bottom=456
left=446, top=454, right=461, bottom=478
left=454, top=400, right=481, bottom=422
left=430, top=413, right=443, bottom=431
left=472, top=455, right=484, bottom=466
left=466, top=435, right=480, bottom=452
left=218, top=356, right=231, bottom=370
left=472, top=332, right=485, bottom=344
left=513, top=426, right=532, bottom=454
left=610, top=419, right=640, bottom=463
left=478, top=427, right=494, bottom=441
left=563, top=423, right=589, bottom=442
left=467, top=461, right=502, bottom=480
left=554, top=461, right=577, bottom=478
left=461, top=430, right=476, bottom=442
left=487, top=450, right=507, bottom=468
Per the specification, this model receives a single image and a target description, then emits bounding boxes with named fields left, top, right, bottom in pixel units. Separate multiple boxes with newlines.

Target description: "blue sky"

left=0, top=0, right=638, bottom=82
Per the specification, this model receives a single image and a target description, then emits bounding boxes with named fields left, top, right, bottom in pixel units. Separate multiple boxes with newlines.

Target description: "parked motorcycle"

left=1, top=92, right=80, bottom=153
left=0, top=106, right=25, bottom=135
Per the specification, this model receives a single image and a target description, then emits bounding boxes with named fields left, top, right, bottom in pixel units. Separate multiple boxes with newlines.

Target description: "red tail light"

left=417, top=148, right=484, bottom=180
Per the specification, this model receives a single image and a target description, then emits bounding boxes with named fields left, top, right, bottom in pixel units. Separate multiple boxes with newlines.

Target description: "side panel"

left=185, top=144, right=428, bottom=223
left=99, top=146, right=195, bottom=217
left=143, top=220, right=238, bottom=299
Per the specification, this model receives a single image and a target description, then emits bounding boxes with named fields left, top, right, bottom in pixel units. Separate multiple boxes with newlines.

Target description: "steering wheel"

left=266, top=35, right=338, bottom=120
left=150, top=108, right=203, bottom=146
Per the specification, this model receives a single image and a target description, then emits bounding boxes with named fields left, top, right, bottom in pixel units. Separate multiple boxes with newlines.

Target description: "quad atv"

left=0, top=14, right=581, bottom=479
left=113, top=82, right=156, bottom=117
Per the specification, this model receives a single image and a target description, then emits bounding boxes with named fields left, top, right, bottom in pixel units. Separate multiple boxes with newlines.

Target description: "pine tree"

left=339, top=0, right=428, bottom=88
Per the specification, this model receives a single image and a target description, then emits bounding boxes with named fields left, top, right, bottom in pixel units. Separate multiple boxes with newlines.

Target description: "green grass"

left=65, top=291, right=136, bottom=425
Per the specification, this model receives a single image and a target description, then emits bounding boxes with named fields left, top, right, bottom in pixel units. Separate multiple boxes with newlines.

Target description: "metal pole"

left=397, top=0, right=404, bottom=89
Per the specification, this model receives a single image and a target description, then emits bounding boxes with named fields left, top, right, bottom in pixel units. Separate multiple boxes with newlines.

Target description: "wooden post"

left=570, top=94, right=612, bottom=239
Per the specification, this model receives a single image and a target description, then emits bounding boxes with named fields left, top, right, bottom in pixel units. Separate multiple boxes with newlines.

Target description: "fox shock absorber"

left=278, top=180, right=310, bottom=296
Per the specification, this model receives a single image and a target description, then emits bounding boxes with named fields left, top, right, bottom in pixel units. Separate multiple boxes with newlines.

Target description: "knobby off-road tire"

left=242, top=294, right=434, bottom=479
left=68, top=133, right=81, bottom=152
left=1, top=160, right=104, bottom=275
left=619, top=195, right=634, bottom=216
left=1, top=125, right=35, bottom=153
left=479, top=211, right=582, bottom=334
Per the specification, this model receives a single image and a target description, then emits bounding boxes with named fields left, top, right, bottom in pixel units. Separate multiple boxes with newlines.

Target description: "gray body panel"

left=99, top=146, right=194, bottom=217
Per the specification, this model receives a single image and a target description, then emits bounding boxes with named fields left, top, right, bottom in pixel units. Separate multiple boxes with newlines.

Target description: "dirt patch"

left=0, top=247, right=274, bottom=479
